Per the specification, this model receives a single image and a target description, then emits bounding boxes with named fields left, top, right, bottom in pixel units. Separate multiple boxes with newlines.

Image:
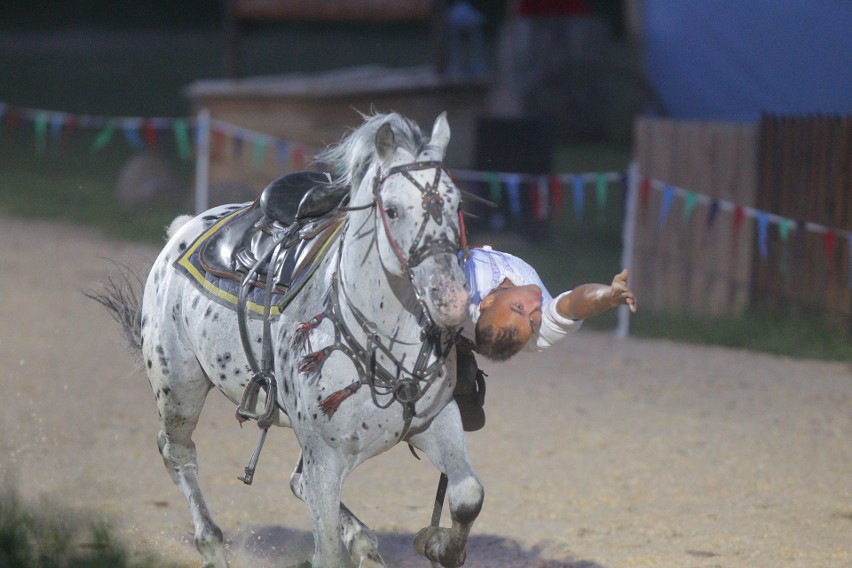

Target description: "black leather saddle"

left=198, top=172, right=349, bottom=290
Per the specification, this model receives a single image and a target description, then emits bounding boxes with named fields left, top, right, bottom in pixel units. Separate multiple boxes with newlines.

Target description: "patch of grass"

left=0, top=130, right=186, bottom=244
left=0, top=486, right=175, bottom=568
left=630, top=310, right=852, bottom=361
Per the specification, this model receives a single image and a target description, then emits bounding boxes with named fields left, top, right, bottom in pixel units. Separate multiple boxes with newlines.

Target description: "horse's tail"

left=167, top=214, right=194, bottom=239
left=84, top=260, right=146, bottom=356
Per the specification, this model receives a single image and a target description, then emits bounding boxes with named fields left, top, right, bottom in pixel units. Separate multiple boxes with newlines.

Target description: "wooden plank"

left=631, top=117, right=758, bottom=317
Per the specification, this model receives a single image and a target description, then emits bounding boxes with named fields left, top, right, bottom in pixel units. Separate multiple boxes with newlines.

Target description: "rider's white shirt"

left=462, top=246, right=582, bottom=351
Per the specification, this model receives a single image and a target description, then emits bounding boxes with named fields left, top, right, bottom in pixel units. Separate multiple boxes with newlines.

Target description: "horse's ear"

left=375, top=123, right=396, bottom=162
left=430, top=112, right=451, bottom=155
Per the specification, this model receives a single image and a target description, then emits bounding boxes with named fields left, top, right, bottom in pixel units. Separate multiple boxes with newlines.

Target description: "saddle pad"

left=173, top=207, right=343, bottom=318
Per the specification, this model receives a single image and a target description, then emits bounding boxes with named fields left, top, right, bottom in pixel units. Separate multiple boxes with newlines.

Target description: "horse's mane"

left=316, top=112, right=428, bottom=193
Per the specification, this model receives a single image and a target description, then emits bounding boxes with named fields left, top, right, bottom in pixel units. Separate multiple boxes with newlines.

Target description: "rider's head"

left=474, top=281, right=542, bottom=361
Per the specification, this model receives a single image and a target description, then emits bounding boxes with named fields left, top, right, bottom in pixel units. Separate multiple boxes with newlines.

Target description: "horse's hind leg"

left=290, top=456, right=386, bottom=567
left=146, top=341, right=227, bottom=568
left=408, top=403, right=484, bottom=568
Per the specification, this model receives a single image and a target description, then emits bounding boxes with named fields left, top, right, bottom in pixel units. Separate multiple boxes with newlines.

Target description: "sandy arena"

left=1, top=215, right=850, bottom=567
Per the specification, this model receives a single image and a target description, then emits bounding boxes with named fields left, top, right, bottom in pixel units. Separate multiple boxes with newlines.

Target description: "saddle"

left=198, top=172, right=349, bottom=294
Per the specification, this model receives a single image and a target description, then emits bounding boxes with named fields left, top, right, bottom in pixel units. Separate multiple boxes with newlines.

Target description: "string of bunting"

left=209, top=118, right=311, bottom=172
left=5, top=99, right=849, bottom=287
left=639, top=175, right=852, bottom=288
left=452, top=169, right=623, bottom=225
left=0, top=101, right=195, bottom=159
left=0, top=101, right=316, bottom=172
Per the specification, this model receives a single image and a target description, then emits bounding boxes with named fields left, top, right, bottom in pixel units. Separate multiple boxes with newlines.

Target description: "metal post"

left=616, top=161, right=640, bottom=339
left=194, top=108, right=211, bottom=215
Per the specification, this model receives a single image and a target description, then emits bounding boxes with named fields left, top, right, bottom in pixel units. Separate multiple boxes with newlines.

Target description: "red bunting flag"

left=824, top=231, right=837, bottom=262
left=292, top=146, right=306, bottom=170
left=530, top=178, right=541, bottom=222
left=62, top=115, right=79, bottom=153
left=639, top=176, right=651, bottom=207
left=733, top=205, right=745, bottom=233
left=549, top=175, right=563, bottom=221
left=213, top=128, right=227, bottom=157
left=6, top=108, right=20, bottom=134
left=142, top=120, right=159, bottom=151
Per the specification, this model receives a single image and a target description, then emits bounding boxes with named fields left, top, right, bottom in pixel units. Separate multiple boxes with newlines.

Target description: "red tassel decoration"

left=320, top=382, right=362, bottom=418
left=299, top=346, right=333, bottom=373
left=292, top=314, right=324, bottom=353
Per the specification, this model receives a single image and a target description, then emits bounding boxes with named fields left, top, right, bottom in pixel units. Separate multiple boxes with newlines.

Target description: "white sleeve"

left=525, top=290, right=583, bottom=352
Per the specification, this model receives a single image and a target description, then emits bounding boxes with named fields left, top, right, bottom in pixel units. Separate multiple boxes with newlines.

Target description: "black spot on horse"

left=192, top=296, right=199, bottom=309
left=162, top=386, right=171, bottom=396
left=179, top=241, right=188, bottom=252
left=361, top=422, right=369, bottom=430
left=204, top=306, right=212, bottom=318
left=147, top=359, right=153, bottom=369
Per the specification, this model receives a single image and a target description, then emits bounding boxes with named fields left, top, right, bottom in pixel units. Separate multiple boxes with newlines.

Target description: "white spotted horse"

left=95, top=113, right=485, bottom=567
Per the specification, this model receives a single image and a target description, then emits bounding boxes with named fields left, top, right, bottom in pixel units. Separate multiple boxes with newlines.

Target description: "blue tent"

left=644, top=1, right=852, bottom=121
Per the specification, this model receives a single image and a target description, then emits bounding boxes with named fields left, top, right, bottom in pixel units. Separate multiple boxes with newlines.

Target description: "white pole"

left=616, top=161, right=640, bottom=339
left=194, top=108, right=211, bottom=214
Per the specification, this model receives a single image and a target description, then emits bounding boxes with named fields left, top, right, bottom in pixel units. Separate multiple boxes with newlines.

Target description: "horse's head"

left=364, top=113, right=469, bottom=328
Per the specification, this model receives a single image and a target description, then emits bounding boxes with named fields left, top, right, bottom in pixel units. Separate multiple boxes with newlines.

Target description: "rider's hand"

left=608, top=269, right=637, bottom=313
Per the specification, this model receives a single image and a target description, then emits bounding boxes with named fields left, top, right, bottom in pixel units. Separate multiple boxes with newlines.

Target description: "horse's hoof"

left=413, top=527, right=466, bottom=568
left=413, top=526, right=440, bottom=556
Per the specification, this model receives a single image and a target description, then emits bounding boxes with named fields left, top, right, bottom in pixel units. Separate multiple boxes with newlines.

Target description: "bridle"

left=341, top=159, right=465, bottom=326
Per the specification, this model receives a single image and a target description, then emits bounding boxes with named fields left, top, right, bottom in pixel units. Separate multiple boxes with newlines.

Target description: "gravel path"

left=1, top=216, right=850, bottom=567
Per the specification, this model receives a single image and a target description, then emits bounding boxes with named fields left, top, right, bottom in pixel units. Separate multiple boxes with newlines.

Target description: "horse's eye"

left=385, top=206, right=399, bottom=219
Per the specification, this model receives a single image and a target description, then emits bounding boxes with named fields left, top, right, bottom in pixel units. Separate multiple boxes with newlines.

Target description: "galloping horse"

left=101, top=113, right=484, bottom=567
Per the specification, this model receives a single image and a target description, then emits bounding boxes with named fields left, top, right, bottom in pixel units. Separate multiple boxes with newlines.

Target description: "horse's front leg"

left=408, top=402, right=484, bottom=568
left=290, top=455, right=386, bottom=568
left=295, top=439, right=352, bottom=567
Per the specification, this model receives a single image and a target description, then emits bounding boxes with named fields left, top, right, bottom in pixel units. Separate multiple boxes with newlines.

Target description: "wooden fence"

left=753, top=115, right=852, bottom=329
left=631, top=115, right=852, bottom=329
left=631, top=117, right=758, bottom=316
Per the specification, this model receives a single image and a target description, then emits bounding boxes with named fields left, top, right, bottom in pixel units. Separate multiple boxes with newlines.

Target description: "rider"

left=454, top=245, right=637, bottom=430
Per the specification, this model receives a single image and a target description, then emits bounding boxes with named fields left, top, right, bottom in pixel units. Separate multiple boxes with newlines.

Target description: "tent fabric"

left=644, top=1, right=852, bottom=121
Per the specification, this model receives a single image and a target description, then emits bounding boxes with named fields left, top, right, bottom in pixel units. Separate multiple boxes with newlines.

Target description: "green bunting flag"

left=681, top=191, right=698, bottom=225
left=34, top=113, right=49, bottom=155
left=595, top=173, right=608, bottom=224
left=173, top=119, right=192, bottom=161
left=252, top=137, right=266, bottom=171
left=485, top=172, right=502, bottom=206
left=91, top=120, right=117, bottom=152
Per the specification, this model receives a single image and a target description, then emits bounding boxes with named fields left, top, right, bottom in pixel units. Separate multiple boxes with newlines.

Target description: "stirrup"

left=236, top=372, right=278, bottom=429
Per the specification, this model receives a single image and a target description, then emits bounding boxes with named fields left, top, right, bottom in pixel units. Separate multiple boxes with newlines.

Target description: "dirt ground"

left=1, top=215, right=850, bottom=568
